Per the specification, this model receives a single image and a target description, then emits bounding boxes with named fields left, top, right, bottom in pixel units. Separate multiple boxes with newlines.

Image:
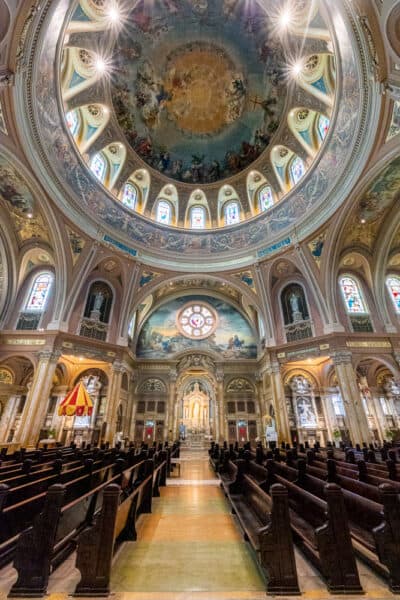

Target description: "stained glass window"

left=176, top=302, right=218, bottom=339
left=318, top=114, right=330, bottom=141
left=258, top=185, right=274, bottom=211
left=290, top=156, right=305, bottom=185
left=190, top=206, right=206, bottom=229
left=121, top=182, right=137, bottom=210
left=90, top=153, right=106, bottom=182
left=386, top=276, right=400, bottom=313
left=128, top=314, right=136, bottom=338
left=25, top=273, right=53, bottom=311
left=66, top=110, right=80, bottom=136
left=156, top=200, right=171, bottom=225
left=339, top=276, right=367, bottom=314
left=224, top=201, right=240, bottom=225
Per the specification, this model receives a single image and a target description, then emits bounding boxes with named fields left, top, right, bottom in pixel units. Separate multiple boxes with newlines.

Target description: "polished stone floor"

left=0, top=448, right=397, bottom=600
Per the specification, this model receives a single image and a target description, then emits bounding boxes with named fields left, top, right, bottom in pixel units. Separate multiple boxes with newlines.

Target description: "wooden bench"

left=224, top=461, right=300, bottom=596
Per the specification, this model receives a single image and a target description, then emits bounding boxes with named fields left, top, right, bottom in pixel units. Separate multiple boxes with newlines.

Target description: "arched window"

left=121, top=182, right=137, bottom=210
left=156, top=200, right=172, bottom=225
left=339, top=276, right=367, bottom=313
left=317, top=115, right=330, bottom=141
left=25, top=273, right=53, bottom=311
left=65, top=110, right=80, bottom=136
left=128, top=313, right=136, bottom=338
left=386, top=276, right=400, bottom=314
left=258, top=185, right=274, bottom=211
left=190, top=206, right=206, bottom=229
left=224, top=201, right=240, bottom=225
left=90, top=152, right=106, bottom=183
left=290, top=156, right=305, bottom=185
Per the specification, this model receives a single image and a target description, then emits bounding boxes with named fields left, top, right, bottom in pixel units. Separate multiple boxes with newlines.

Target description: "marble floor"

left=0, top=449, right=397, bottom=600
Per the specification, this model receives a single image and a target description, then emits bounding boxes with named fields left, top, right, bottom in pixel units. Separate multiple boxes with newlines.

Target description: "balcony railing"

left=350, top=315, right=373, bottom=332
left=16, top=311, right=42, bottom=330
left=285, top=320, right=313, bottom=343
left=79, top=318, right=108, bottom=341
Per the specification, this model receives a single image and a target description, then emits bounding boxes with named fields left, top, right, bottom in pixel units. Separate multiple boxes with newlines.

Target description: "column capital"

left=169, top=368, right=177, bottom=382
left=216, top=369, right=224, bottom=383
left=111, top=360, right=124, bottom=373
left=331, top=350, right=353, bottom=366
left=269, top=361, right=282, bottom=375
left=38, top=350, right=62, bottom=363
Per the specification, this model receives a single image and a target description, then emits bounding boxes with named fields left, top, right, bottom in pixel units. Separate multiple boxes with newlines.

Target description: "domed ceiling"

left=110, top=0, right=287, bottom=184
left=17, top=0, right=379, bottom=268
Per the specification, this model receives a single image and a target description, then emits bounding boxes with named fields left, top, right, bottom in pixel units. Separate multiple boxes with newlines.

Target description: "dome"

left=16, top=0, right=378, bottom=269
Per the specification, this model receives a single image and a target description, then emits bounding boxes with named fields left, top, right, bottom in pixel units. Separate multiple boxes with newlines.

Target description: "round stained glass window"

left=176, top=302, right=218, bottom=340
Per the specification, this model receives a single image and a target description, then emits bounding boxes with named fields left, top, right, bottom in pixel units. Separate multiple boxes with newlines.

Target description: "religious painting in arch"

left=136, top=295, right=257, bottom=359
left=281, top=283, right=310, bottom=325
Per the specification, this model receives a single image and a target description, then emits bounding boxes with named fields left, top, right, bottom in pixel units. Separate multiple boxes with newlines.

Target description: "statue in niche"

left=289, top=291, right=303, bottom=322
left=93, top=291, right=104, bottom=312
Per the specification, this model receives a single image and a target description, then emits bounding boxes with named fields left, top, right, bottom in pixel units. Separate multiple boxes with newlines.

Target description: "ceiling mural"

left=136, top=294, right=257, bottom=359
left=343, top=156, right=400, bottom=250
left=112, top=0, right=286, bottom=183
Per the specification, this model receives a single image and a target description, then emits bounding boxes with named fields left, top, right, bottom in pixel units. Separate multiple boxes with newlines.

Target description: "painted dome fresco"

left=109, top=0, right=288, bottom=185
left=19, top=0, right=378, bottom=267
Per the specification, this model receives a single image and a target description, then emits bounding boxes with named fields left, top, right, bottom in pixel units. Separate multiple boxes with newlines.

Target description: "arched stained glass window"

left=25, top=273, right=53, bottom=311
left=121, top=182, right=137, bottom=210
left=66, top=110, right=80, bottom=136
left=128, top=314, right=136, bottom=338
left=290, top=156, right=305, bottom=185
left=156, top=200, right=172, bottom=225
left=90, top=152, right=106, bottom=183
left=386, top=276, right=400, bottom=313
left=190, top=206, right=206, bottom=229
left=259, top=185, right=274, bottom=211
left=224, top=201, right=240, bottom=226
left=339, top=276, right=367, bottom=314
left=317, top=115, right=330, bottom=141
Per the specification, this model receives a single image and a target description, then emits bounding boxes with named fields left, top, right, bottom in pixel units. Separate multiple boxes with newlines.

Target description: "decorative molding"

left=138, top=378, right=167, bottom=393
left=226, top=378, right=254, bottom=393
left=177, top=353, right=216, bottom=373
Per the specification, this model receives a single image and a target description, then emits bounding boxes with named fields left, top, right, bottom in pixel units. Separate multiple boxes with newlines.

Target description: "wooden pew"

left=7, top=457, right=155, bottom=597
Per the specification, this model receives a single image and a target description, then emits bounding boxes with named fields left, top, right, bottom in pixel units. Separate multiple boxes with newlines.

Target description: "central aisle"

left=111, top=448, right=266, bottom=600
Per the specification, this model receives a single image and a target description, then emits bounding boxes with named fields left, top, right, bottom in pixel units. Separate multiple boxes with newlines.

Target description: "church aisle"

left=110, top=449, right=266, bottom=599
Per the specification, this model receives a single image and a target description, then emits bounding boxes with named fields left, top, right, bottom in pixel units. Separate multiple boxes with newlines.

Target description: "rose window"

left=177, top=303, right=218, bottom=340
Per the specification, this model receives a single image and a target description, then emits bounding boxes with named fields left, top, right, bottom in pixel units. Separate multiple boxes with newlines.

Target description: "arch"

left=138, top=378, right=167, bottom=394
left=280, top=283, right=310, bottom=325
left=83, top=280, right=113, bottom=323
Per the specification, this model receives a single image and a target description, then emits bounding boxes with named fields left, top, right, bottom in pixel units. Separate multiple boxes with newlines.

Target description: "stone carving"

left=177, top=353, right=215, bottom=373
left=138, top=378, right=167, bottom=393
left=226, top=378, right=254, bottom=393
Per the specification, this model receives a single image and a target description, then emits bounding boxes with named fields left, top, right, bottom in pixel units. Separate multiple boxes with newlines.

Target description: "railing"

left=16, top=312, right=41, bottom=330
left=349, top=314, right=373, bottom=332
left=285, top=319, right=313, bottom=342
left=79, top=318, right=108, bottom=341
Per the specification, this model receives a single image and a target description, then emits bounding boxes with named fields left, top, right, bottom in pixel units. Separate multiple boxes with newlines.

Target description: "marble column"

left=104, top=361, right=124, bottom=445
left=0, top=391, right=20, bottom=442
left=269, top=363, right=291, bottom=443
left=168, top=370, right=177, bottom=441
left=18, top=351, right=62, bottom=448
left=216, top=369, right=225, bottom=442
left=332, top=351, right=372, bottom=445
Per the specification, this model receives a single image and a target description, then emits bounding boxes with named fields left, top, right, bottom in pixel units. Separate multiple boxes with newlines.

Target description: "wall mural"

left=111, top=0, right=286, bottom=183
left=136, top=294, right=257, bottom=359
